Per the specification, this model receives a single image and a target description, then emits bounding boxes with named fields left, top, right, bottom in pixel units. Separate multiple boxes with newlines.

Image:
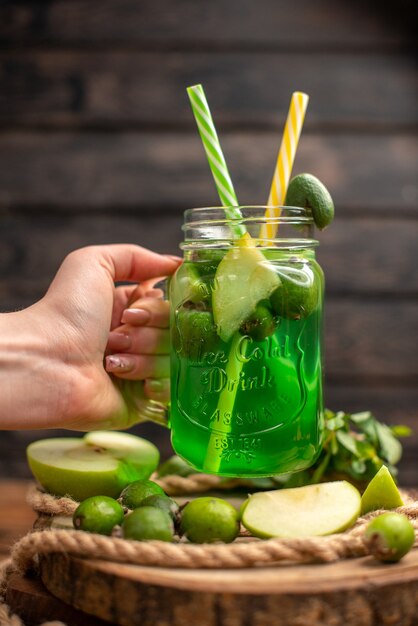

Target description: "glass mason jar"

left=169, top=207, right=324, bottom=477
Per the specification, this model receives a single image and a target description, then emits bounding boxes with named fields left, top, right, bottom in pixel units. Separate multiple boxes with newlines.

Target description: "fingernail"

left=147, top=379, right=164, bottom=392
left=105, top=355, right=135, bottom=373
left=121, top=308, right=150, bottom=325
left=107, top=332, right=132, bottom=351
left=165, top=255, right=182, bottom=262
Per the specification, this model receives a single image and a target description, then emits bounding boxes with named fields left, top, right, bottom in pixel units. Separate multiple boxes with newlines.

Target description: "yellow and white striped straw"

left=260, top=91, right=309, bottom=241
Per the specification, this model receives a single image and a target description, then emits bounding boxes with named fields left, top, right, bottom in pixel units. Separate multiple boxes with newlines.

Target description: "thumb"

left=45, top=245, right=181, bottom=313
left=93, top=244, right=182, bottom=283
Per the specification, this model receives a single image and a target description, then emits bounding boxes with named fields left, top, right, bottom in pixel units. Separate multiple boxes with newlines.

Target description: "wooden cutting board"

left=34, top=548, right=418, bottom=626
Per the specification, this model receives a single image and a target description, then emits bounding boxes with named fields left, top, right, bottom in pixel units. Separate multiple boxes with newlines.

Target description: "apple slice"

left=241, top=481, right=361, bottom=538
left=27, top=431, right=159, bottom=501
left=212, top=234, right=281, bottom=342
left=360, top=465, right=404, bottom=515
left=84, top=430, right=159, bottom=477
left=50, top=515, right=75, bottom=530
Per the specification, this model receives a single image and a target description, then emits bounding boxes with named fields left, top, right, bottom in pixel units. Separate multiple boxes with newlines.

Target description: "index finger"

left=120, top=297, right=170, bottom=329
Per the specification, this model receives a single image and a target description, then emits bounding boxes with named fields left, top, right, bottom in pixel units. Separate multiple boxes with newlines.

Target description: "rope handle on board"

left=18, top=484, right=418, bottom=572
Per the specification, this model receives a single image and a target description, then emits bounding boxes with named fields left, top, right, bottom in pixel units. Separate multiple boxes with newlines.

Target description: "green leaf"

left=326, top=413, right=347, bottom=431
left=351, top=458, right=366, bottom=475
left=351, top=413, right=379, bottom=446
left=375, top=422, right=402, bottom=465
left=274, top=407, right=407, bottom=489
left=336, top=430, right=360, bottom=456
left=355, top=439, right=378, bottom=460
left=310, top=450, right=332, bottom=484
left=391, top=425, right=413, bottom=438
left=330, top=434, right=339, bottom=455
left=350, top=411, right=373, bottom=424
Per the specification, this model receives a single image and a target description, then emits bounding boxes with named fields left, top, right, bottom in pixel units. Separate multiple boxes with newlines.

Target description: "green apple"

left=360, top=465, right=404, bottom=515
left=27, top=431, right=159, bottom=501
left=241, top=481, right=361, bottom=538
left=213, top=233, right=281, bottom=342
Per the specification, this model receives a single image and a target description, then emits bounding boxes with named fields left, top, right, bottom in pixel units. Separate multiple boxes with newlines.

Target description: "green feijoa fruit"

left=172, top=307, right=220, bottom=361
left=122, top=507, right=174, bottom=542
left=239, top=300, right=277, bottom=341
left=157, top=455, right=196, bottom=478
left=270, top=266, right=319, bottom=320
left=119, top=479, right=165, bottom=509
left=180, top=497, right=240, bottom=544
left=195, top=248, right=226, bottom=276
left=138, top=494, right=180, bottom=521
left=365, top=513, right=415, bottom=563
left=285, top=173, right=335, bottom=230
left=73, top=495, right=124, bottom=535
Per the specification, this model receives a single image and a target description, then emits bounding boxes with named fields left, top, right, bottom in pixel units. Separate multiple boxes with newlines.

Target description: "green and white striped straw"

left=187, top=84, right=246, bottom=238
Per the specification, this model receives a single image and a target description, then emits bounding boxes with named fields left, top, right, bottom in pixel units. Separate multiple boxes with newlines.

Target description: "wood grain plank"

left=325, top=300, right=418, bottom=379
left=0, top=132, right=416, bottom=212
left=37, top=551, right=418, bottom=626
left=0, top=481, right=35, bottom=559
left=0, top=215, right=417, bottom=296
left=6, top=573, right=110, bottom=626
left=0, top=1, right=408, bottom=48
left=317, top=218, right=418, bottom=296
left=1, top=51, right=417, bottom=128
left=325, top=385, right=418, bottom=428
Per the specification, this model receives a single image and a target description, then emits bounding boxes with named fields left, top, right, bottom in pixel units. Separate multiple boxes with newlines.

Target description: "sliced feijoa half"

left=360, top=465, right=404, bottom=515
left=241, top=481, right=361, bottom=538
left=195, top=248, right=226, bottom=277
left=27, top=432, right=159, bottom=501
left=212, top=233, right=281, bottom=342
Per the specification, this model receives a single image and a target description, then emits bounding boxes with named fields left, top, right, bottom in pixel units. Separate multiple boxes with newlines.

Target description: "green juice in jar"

left=169, top=207, right=324, bottom=477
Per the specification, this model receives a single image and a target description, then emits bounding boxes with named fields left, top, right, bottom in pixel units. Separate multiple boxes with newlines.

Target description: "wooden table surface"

left=1, top=480, right=418, bottom=626
left=0, top=480, right=111, bottom=625
left=0, top=480, right=36, bottom=562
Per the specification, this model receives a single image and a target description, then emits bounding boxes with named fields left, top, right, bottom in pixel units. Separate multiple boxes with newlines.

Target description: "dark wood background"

left=0, top=1, right=417, bottom=484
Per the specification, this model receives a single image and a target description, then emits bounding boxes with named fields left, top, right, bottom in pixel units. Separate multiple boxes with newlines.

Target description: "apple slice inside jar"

left=241, top=481, right=361, bottom=538
left=27, top=431, right=159, bottom=501
left=212, top=233, right=281, bottom=342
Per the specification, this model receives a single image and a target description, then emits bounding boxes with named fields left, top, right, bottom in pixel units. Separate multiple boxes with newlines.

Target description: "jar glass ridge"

left=169, top=206, right=324, bottom=477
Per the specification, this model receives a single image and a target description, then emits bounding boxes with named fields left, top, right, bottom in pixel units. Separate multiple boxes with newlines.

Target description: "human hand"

left=0, top=245, right=181, bottom=431
left=105, top=283, right=171, bottom=405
